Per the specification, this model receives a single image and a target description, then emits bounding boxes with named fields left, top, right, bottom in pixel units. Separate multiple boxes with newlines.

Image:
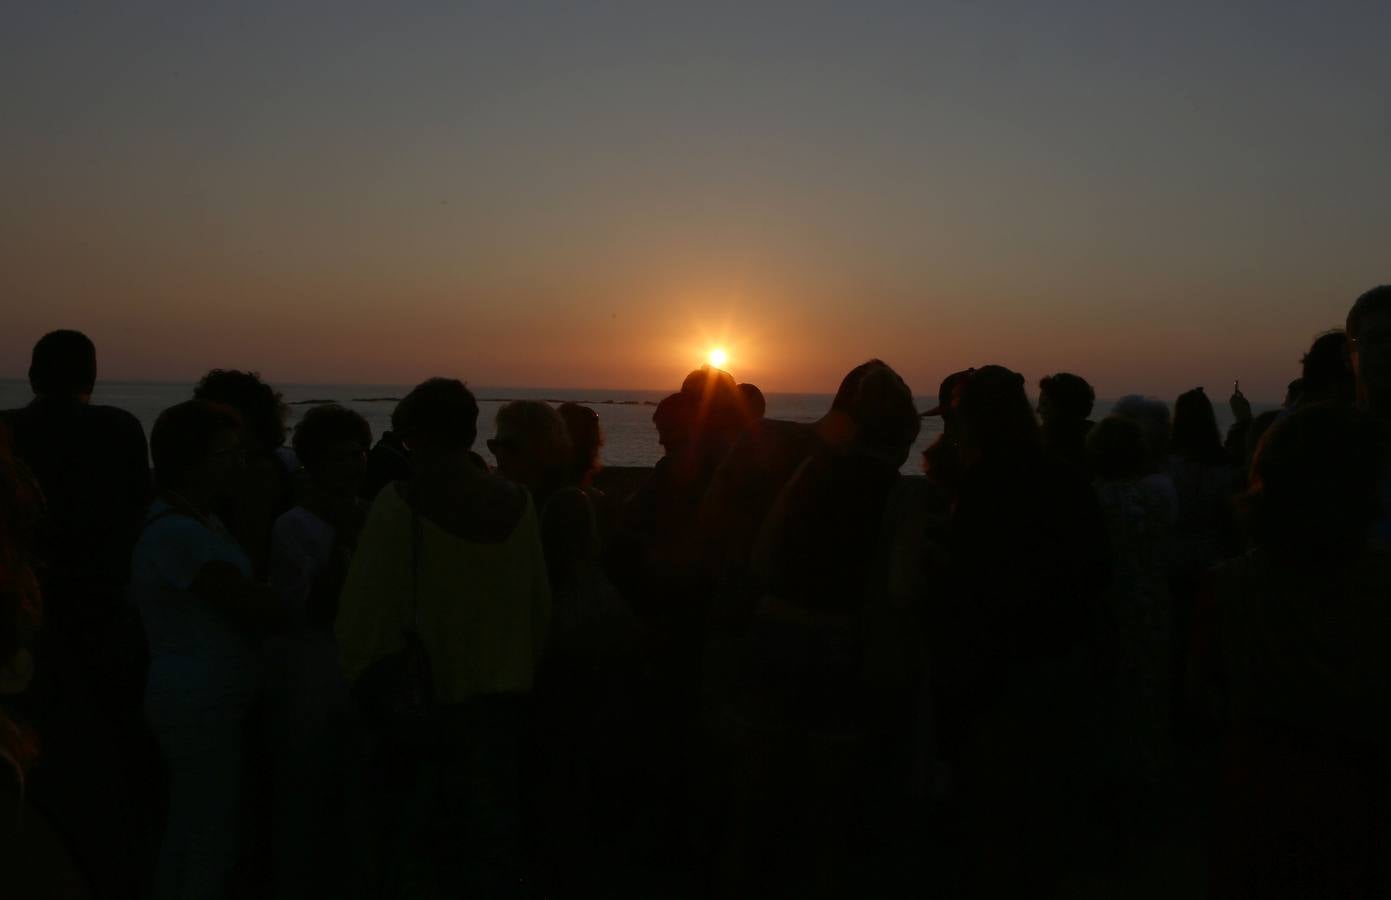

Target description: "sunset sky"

left=3, top=2, right=1387, bottom=400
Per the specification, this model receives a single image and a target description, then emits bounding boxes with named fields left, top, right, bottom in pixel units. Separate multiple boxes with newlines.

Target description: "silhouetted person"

left=557, top=402, right=604, bottom=490
left=679, top=364, right=749, bottom=471
left=934, top=365, right=1110, bottom=897
left=1200, top=403, right=1391, bottom=898
left=609, top=385, right=728, bottom=861
left=270, top=405, right=371, bottom=626
left=1168, top=387, right=1239, bottom=578
left=713, top=361, right=921, bottom=898
left=1295, top=330, right=1355, bottom=408
left=135, top=400, right=285, bottom=900
left=489, top=400, right=572, bottom=506
left=1038, top=372, right=1096, bottom=475
left=652, top=391, right=693, bottom=453
left=755, top=361, right=921, bottom=613
left=736, top=382, right=766, bottom=427
left=360, top=429, right=412, bottom=502
left=2, top=330, right=157, bottom=900
left=1, top=330, right=151, bottom=688
left=491, top=400, right=624, bottom=622
left=336, top=378, right=549, bottom=899
left=1346, top=286, right=1391, bottom=540
left=1113, top=394, right=1178, bottom=517
left=1283, top=378, right=1304, bottom=408
left=492, top=401, right=622, bottom=627
left=192, top=370, right=293, bottom=576
left=697, top=360, right=895, bottom=602
left=498, top=402, right=631, bottom=894
left=1088, top=415, right=1175, bottom=812
left=1347, top=285, right=1391, bottom=417
left=264, top=404, right=371, bottom=900
left=918, top=369, right=973, bottom=500
left=619, top=390, right=714, bottom=588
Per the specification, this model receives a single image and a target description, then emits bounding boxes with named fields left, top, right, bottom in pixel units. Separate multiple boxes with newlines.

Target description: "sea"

left=0, top=380, right=1256, bottom=476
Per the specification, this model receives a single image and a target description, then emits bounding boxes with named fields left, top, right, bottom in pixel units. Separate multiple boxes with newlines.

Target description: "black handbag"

left=352, top=510, right=436, bottom=743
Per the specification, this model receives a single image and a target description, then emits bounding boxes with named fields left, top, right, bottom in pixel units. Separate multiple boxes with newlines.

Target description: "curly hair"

left=193, top=369, right=287, bottom=451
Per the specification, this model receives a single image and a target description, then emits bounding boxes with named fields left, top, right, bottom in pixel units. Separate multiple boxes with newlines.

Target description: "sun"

left=707, top=347, right=729, bottom=369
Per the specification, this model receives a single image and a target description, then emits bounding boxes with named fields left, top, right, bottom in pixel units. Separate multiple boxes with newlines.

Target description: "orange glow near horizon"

left=1, top=6, right=1384, bottom=406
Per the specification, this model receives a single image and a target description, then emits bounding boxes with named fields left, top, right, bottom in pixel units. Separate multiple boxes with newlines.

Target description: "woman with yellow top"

left=336, top=378, right=550, bottom=900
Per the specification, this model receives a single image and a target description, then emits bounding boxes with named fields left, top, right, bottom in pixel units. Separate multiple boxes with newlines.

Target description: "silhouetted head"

left=1037, top=372, right=1095, bottom=428
left=653, top=392, right=695, bottom=456
left=737, top=383, right=766, bottom=423
left=840, top=363, right=920, bottom=466
left=490, top=400, right=571, bottom=493
left=1299, top=330, right=1354, bottom=405
left=292, top=404, right=371, bottom=496
left=1171, top=388, right=1225, bottom=464
left=830, top=359, right=889, bottom=413
left=680, top=364, right=746, bottom=441
left=1111, top=395, right=1171, bottom=469
left=1245, top=402, right=1388, bottom=561
left=392, top=378, right=479, bottom=456
left=1284, top=378, right=1304, bottom=408
left=681, top=365, right=737, bottom=399
left=1087, top=416, right=1149, bottom=481
left=815, top=359, right=890, bottom=448
left=920, top=369, right=975, bottom=455
left=957, top=365, right=1042, bottom=466
left=29, top=330, right=97, bottom=400
left=921, top=370, right=974, bottom=419
left=1346, top=285, right=1391, bottom=412
left=557, top=402, right=603, bottom=487
left=193, top=370, right=288, bottom=453
left=151, top=400, right=244, bottom=502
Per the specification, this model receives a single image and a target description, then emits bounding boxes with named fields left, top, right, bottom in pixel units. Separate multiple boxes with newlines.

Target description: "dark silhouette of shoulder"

left=402, top=473, right=531, bottom=545
left=2, top=398, right=151, bottom=586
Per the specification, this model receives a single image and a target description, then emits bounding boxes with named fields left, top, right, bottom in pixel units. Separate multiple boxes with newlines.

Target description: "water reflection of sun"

left=707, top=347, right=729, bottom=368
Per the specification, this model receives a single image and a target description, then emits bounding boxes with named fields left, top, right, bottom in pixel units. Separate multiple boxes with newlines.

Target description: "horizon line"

left=0, top=375, right=1281, bottom=409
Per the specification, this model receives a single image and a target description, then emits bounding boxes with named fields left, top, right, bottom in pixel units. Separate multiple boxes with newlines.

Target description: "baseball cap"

left=920, top=368, right=975, bottom=417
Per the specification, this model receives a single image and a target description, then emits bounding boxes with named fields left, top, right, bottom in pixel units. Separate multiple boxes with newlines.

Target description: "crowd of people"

left=2, top=284, right=1391, bottom=899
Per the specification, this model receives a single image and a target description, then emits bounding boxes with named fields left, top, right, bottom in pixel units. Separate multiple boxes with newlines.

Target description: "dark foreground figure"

left=3, top=289, right=1391, bottom=899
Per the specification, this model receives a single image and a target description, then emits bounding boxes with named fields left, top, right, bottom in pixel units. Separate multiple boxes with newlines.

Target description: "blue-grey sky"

left=3, top=1, right=1387, bottom=399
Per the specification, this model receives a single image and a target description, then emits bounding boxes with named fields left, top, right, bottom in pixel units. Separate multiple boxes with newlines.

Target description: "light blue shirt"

left=132, top=500, right=260, bottom=711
